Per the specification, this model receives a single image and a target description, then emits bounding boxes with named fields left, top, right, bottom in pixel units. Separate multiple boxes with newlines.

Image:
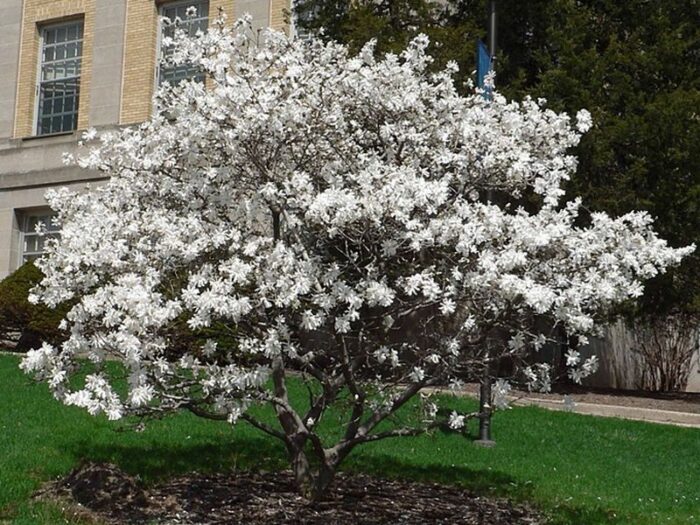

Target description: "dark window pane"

left=52, top=97, right=63, bottom=114
left=38, top=21, right=83, bottom=135
left=24, top=236, right=38, bottom=253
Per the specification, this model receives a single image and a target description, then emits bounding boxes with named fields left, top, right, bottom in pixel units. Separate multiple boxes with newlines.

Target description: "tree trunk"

left=310, top=463, right=336, bottom=502
left=289, top=447, right=337, bottom=502
left=290, top=446, right=312, bottom=497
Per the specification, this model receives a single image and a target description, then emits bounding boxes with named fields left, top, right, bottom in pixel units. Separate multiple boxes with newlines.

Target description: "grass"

left=1, top=353, right=699, bottom=525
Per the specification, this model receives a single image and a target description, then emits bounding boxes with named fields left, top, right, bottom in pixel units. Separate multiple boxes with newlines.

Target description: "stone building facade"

left=0, top=0, right=289, bottom=277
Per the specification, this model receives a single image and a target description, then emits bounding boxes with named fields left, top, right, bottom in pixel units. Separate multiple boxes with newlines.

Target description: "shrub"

left=0, top=262, right=67, bottom=351
left=632, top=314, right=699, bottom=392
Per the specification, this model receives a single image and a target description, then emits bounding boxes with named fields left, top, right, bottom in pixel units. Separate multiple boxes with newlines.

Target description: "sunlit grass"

left=1, top=354, right=698, bottom=524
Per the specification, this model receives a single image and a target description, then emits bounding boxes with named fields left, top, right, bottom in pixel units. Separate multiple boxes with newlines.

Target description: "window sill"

left=21, top=131, right=76, bottom=142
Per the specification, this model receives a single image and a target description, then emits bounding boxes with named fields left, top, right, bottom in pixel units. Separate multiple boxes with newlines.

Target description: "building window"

left=292, top=2, right=316, bottom=41
left=159, top=1, right=209, bottom=86
left=21, top=213, right=60, bottom=263
left=36, top=20, right=84, bottom=136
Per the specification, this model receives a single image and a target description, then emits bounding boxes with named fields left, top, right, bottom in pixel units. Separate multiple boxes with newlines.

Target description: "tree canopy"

left=294, top=0, right=700, bottom=317
left=22, top=17, right=692, bottom=499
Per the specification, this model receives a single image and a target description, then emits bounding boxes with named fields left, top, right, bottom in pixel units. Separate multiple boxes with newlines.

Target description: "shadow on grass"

left=67, top=432, right=622, bottom=525
left=343, top=450, right=624, bottom=525
left=66, top=435, right=288, bottom=483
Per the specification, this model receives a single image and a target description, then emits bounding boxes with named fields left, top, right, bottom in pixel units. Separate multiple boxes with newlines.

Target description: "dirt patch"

left=37, top=462, right=542, bottom=524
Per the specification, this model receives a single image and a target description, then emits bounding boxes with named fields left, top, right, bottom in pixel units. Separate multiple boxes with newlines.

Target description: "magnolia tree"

left=22, top=15, right=693, bottom=500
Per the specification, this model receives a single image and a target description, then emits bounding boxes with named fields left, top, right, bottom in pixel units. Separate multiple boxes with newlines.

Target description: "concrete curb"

left=509, top=396, right=700, bottom=428
left=421, top=385, right=700, bottom=428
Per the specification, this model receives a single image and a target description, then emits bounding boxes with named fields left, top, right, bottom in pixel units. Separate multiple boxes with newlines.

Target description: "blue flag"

left=476, top=39, right=492, bottom=98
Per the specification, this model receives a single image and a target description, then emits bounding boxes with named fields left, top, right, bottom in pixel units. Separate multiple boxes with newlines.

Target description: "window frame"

left=33, top=18, right=85, bottom=137
left=156, top=0, right=210, bottom=88
left=291, top=1, right=317, bottom=42
left=19, top=211, right=61, bottom=264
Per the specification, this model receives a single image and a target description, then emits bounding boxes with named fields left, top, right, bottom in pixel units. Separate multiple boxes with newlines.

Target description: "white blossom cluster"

left=21, top=18, right=693, bottom=430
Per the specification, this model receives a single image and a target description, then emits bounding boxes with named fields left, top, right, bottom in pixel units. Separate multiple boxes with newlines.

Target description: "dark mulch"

left=36, top=462, right=542, bottom=524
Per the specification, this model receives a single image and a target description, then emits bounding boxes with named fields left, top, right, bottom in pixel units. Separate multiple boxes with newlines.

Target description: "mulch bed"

left=36, top=462, right=542, bottom=524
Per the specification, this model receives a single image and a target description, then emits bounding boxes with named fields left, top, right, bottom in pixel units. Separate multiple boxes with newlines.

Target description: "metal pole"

left=475, top=348, right=495, bottom=447
left=475, top=1, right=497, bottom=448
left=488, top=0, right=497, bottom=61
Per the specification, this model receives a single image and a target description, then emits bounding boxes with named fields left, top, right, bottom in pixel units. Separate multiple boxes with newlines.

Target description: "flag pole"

left=488, top=0, right=497, bottom=62
left=475, top=0, right=497, bottom=449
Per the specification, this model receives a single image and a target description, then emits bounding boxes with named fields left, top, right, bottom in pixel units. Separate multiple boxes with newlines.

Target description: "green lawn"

left=1, top=353, right=698, bottom=525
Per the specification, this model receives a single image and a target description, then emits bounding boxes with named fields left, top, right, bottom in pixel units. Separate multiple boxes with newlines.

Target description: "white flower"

left=576, top=109, right=592, bottom=133
left=493, top=379, right=511, bottom=410
left=364, top=281, right=395, bottom=307
left=448, top=379, right=464, bottom=391
left=524, top=363, right=552, bottom=392
left=82, top=128, right=98, bottom=141
left=440, top=298, right=456, bottom=315
left=202, top=339, right=218, bottom=357
left=508, top=332, right=525, bottom=352
left=462, top=316, right=476, bottom=332
left=448, top=411, right=466, bottom=430
left=565, top=349, right=581, bottom=367
left=301, top=310, right=323, bottom=331
left=374, top=346, right=390, bottom=364
left=130, top=385, right=155, bottom=407
left=582, top=355, right=599, bottom=375
left=409, top=367, right=425, bottom=382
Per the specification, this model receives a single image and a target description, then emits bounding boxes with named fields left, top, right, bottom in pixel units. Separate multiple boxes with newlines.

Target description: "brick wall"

left=270, top=0, right=289, bottom=33
left=119, top=1, right=159, bottom=125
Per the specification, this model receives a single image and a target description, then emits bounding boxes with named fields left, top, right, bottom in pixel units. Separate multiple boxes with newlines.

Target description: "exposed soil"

left=37, top=462, right=543, bottom=525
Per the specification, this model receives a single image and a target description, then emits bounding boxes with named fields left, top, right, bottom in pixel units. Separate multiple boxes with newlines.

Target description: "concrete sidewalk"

left=507, top=395, right=700, bottom=428
left=422, top=384, right=700, bottom=428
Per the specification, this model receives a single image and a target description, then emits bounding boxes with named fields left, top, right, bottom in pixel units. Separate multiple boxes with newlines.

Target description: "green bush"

left=0, top=262, right=68, bottom=351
